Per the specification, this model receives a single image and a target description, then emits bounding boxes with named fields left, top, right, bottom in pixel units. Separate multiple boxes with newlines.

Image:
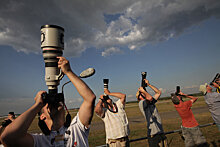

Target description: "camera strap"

left=101, top=99, right=118, bottom=113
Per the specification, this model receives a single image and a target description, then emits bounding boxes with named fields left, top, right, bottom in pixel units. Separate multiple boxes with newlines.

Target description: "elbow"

left=94, top=109, right=99, bottom=115
left=1, top=131, right=10, bottom=146
left=158, top=90, right=162, bottom=96
left=94, top=106, right=99, bottom=114
left=121, top=94, right=126, bottom=100
left=94, top=107, right=101, bottom=116
left=91, top=94, right=96, bottom=102
left=88, top=94, right=96, bottom=104
left=146, top=96, right=153, bottom=101
left=192, top=97, right=198, bottom=103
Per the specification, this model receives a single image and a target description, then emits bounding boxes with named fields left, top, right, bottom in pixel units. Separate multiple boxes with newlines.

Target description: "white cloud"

left=0, top=0, right=220, bottom=56
left=102, top=47, right=123, bottom=57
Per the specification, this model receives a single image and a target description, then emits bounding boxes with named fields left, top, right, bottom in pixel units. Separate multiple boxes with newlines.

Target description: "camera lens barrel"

left=41, top=25, right=64, bottom=90
left=41, top=24, right=64, bottom=49
left=141, top=72, right=147, bottom=79
left=103, top=79, right=109, bottom=89
left=176, top=86, right=180, bottom=95
left=141, top=72, right=147, bottom=88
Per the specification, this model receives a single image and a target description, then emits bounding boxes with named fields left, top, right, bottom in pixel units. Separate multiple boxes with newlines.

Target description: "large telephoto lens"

left=141, top=72, right=147, bottom=79
left=176, top=86, right=180, bottom=95
left=103, top=79, right=109, bottom=89
left=41, top=25, right=64, bottom=93
left=141, top=72, right=147, bottom=88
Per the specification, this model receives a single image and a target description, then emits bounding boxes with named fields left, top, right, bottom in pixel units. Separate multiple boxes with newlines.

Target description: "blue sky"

left=0, top=0, right=220, bottom=115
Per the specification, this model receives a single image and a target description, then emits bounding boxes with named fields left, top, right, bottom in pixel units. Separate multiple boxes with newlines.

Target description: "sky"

left=0, top=0, right=220, bottom=116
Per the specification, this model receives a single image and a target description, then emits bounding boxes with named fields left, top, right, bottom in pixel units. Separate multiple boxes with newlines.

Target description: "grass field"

left=1, top=96, right=220, bottom=147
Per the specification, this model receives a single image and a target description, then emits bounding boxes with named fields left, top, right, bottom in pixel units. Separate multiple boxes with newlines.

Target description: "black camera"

left=210, top=73, right=220, bottom=86
left=103, top=95, right=110, bottom=101
left=1, top=119, right=12, bottom=127
left=42, top=92, right=64, bottom=105
left=141, top=72, right=147, bottom=88
left=175, top=86, right=180, bottom=95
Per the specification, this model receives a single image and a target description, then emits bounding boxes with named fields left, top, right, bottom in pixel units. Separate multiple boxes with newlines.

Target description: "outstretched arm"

left=213, top=82, right=220, bottom=88
left=104, top=89, right=126, bottom=105
left=138, top=87, right=153, bottom=101
left=1, top=91, right=46, bottom=147
left=94, top=95, right=105, bottom=118
left=58, top=57, right=96, bottom=128
left=179, top=92, right=198, bottom=103
left=144, top=79, right=161, bottom=100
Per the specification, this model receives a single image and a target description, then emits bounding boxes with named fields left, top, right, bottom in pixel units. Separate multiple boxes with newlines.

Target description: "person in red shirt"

left=171, top=91, right=208, bottom=147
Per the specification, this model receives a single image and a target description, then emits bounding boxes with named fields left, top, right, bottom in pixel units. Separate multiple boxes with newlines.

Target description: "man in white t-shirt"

left=1, top=57, right=96, bottom=147
left=95, top=89, right=130, bottom=147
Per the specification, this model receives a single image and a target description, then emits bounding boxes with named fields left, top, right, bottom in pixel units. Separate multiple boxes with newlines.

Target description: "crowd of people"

left=0, top=57, right=219, bottom=147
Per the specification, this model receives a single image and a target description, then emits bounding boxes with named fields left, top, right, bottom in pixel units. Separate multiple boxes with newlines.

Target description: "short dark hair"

left=8, top=112, right=15, bottom=116
left=171, top=93, right=180, bottom=105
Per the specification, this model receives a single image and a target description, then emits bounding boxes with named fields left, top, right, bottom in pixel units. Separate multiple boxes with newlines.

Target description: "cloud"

left=102, top=47, right=123, bottom=57
left=0, top=0, right=220, bottom=56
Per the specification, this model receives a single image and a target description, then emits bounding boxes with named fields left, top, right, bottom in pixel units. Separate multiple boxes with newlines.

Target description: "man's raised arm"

left=144, top=79, right=161, bottom=100
left=179, top=92, right=198, bottom=103
left=94, top=95, right=105, bottom=118
left=1, top=91, right=46, bottom=147
left=57, top=57, right=96, bottom=128
left=104, top=89, right=126, bottom=105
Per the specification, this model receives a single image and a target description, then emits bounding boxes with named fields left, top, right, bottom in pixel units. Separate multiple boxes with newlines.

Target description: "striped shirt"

left=100, top=100, right=129, bottom=143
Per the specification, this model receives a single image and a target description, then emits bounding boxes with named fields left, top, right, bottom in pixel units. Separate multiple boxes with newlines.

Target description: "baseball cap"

left=199, top=83, right=207, bottom=95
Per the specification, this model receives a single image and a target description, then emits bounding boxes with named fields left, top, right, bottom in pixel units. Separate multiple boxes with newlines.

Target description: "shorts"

left=107, top=136, right=129, bottom=147
left=148, top=133, right=168, bottom=147
left=181, top=126, right=208, bottom=147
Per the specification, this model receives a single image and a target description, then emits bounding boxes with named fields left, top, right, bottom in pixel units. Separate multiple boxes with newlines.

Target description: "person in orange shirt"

left=171, top=91, right=208, bottom=147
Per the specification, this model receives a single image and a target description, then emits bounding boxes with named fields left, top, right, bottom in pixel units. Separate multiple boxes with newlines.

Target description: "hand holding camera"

left=141, top=72, right=147, bottom=88
left=104, top=89, right=111, bottom=95
left=210, top=73, right=220, bottom=86
left=34, top=91, right=47, bottom=107
left=57, top=57, right=72, bottom=75
left=138, top=87, right=146, bottom=93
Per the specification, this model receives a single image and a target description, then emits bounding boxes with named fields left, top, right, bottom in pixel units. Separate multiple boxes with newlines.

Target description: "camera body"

left=1, top=119, right=12, bottom=127
left=103, top=95, right=110, bottom=101
left=42, top=92, right=64, bottom=105
left=210, top=73, right=220, bottom=86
